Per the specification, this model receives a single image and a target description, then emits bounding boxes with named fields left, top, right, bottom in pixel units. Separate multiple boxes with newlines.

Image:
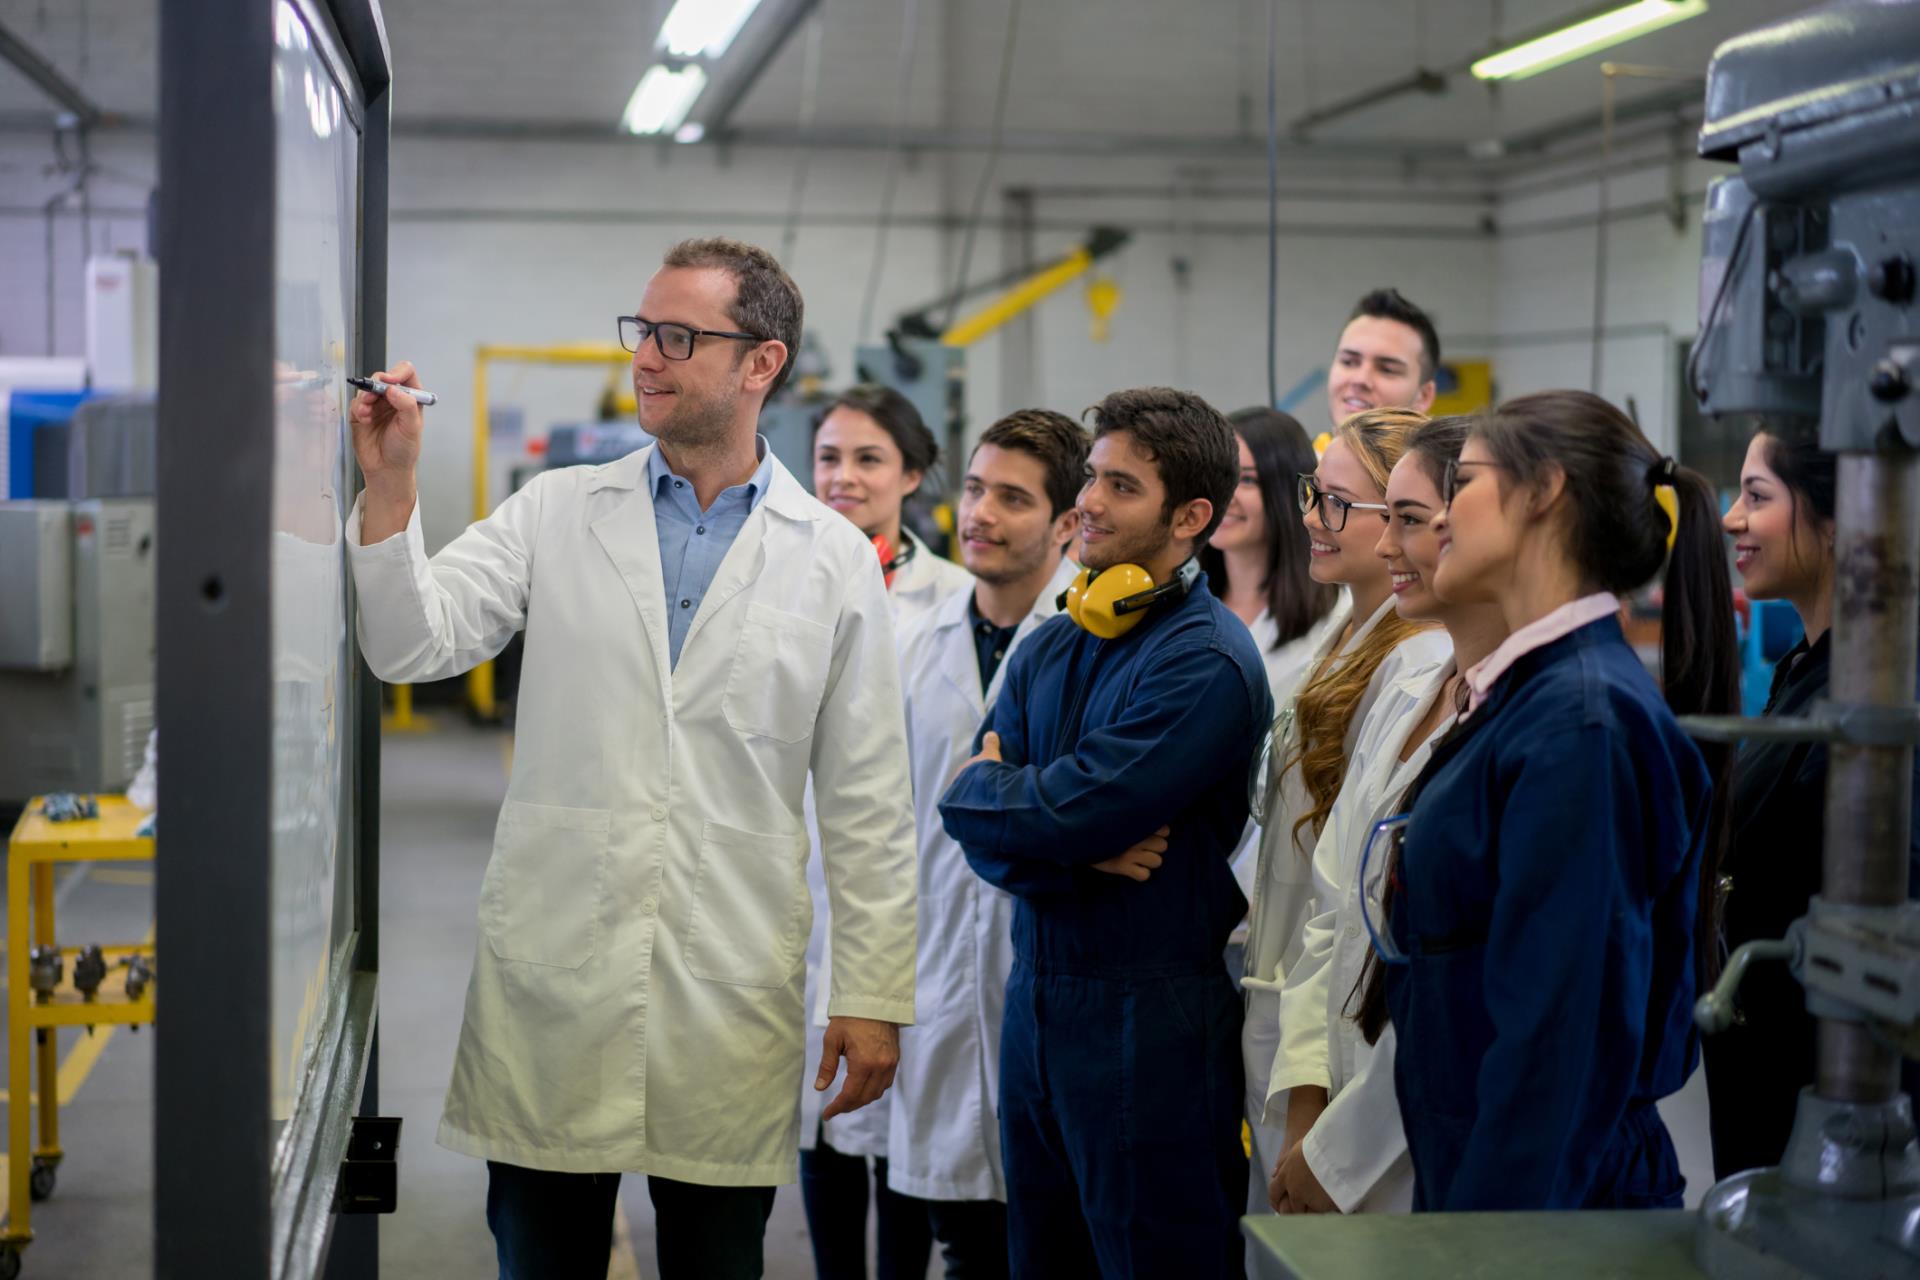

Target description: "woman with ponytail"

left=1707, top=426, right=1920, bottom=1177
left=1240, top=407, right=1449, bottom=1212
left=1367, top=390, right=1737, bottom=1210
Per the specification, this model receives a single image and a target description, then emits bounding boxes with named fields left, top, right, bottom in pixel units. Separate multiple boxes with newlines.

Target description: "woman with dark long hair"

left=1203, top=408, right=1342, bottom=695
left=1361, top=390, right=1738, bottom=1210
left=1706, top=425, right=1920, bottom=1177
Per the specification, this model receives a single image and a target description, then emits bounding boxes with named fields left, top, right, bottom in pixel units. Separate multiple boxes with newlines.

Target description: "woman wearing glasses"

left=800, top=385, right=968, bottom=1279
left=1357, top=390, right=1737, bottom=1210
left=1240, top=407, right=1448, bottom=1213
left=1265, top=416, right=1509, bottom=1215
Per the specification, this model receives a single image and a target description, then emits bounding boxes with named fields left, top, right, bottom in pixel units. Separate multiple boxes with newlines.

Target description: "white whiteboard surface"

left=269, top=0, right=359, bottom=1137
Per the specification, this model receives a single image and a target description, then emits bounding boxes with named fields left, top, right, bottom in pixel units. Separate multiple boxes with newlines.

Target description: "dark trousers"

left=798, top=1129, right=934, bottom=1280
left=926, top=1198, right=1010, bottom=1279
left=999, top=964, right=1246, bottom=1280
left=485, top=1160, right=776, bottom=1280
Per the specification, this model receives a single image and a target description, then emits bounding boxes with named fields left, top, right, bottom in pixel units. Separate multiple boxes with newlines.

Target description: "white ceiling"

left=0, top=0, right=1819, bottom=157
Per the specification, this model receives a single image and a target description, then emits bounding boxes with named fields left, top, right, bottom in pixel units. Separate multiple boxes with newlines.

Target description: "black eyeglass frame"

left=1440, top=457, right=1509, bottom=510
left=1296, top=472, right=1389, bottom=533
left=617, top=314, right=764, bottom=359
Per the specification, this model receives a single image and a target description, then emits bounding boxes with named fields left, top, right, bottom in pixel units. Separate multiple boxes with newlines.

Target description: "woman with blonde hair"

left=1240, top=407, right=1450, bottom=1212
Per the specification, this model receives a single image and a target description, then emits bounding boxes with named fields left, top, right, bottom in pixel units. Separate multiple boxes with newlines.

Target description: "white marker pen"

left=348, top=375, right=439, bottom=407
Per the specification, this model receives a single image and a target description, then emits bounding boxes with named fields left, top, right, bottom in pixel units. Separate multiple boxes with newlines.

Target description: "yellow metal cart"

left=3, top=796, right=156, bottom=1277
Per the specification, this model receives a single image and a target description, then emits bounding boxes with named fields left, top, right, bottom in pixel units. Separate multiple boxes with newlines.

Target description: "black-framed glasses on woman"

left=1297, top=473, right=1389, bottom=533
left=1440, top=457, right=1507, bottom=509
left=617, top=315, right=763, bottom=361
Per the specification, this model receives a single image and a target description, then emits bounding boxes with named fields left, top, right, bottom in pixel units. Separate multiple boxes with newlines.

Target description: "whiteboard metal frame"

left=155, top=2, right=390, bottom=1277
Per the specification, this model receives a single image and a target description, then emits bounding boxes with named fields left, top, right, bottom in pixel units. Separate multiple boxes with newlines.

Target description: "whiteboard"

left=269, top=0, right=360, bottom=1136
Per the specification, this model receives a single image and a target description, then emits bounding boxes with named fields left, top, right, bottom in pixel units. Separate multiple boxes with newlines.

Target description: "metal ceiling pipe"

left=1289, top=67, right=1448, bottom=137
left=691, top=0, right=822, bottom=138
left=0, top=20, right=101, bottom=125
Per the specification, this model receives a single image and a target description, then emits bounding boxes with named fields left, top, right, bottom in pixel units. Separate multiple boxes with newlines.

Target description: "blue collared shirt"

left=648, top=437, right=774, bottom=668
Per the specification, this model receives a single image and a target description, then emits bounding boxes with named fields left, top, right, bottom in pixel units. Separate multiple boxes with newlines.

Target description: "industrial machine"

left=859, top=225, right=1132, bottom=471
left=1683, top=3, right=1920, bottom=1275
left=0, top=397, right=156, bottom=805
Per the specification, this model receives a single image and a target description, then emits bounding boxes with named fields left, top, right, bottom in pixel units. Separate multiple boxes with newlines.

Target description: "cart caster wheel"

left=0, top=1243, right=21, bottom=1279
left=27, top=1158, right=54, bottom=1202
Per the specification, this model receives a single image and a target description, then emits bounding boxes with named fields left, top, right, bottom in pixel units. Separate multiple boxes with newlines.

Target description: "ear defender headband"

left=871, top=532, right=918, bottom=587
left=1058, top=557, right=1203, bottom=639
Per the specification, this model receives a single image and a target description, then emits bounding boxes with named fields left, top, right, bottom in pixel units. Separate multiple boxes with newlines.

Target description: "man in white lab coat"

left=886, top=409, right=1086, bottom=1274
left=345, top=238, right=917, bottom=1280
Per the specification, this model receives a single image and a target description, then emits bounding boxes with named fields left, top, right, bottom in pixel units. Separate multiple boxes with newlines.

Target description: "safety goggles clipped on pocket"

left=1359, top=814, right=1412, bottom=967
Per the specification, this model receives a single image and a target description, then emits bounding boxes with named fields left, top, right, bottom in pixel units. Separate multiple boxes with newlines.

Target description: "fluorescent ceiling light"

left=658, top=0, right=764, bottom=59
left=621, top=64, right=708, bottom=135
left=1471, top=0, right=1707, bottom=81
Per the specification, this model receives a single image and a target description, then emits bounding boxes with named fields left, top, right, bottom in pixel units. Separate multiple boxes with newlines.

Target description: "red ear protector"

left=872, top=532, right=918, bottom=587
left=1057, top=557, right=1201, bottom=639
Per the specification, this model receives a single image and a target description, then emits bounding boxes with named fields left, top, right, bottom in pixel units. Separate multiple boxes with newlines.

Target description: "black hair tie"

left=1650, top=455, right=1678, bottom=486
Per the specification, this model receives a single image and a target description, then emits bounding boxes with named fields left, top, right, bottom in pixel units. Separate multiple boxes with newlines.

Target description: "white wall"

left=1487, top=150, right=1718, bottom=456
left=2, top=126, right=1497, bottom=551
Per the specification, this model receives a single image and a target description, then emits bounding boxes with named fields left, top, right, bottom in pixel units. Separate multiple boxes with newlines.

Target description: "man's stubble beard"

left=651, top=378, right=740, bottom=451
left=970, top=532, right=1055, bottom=587
left=1082, top=517, right=1172, bottom=573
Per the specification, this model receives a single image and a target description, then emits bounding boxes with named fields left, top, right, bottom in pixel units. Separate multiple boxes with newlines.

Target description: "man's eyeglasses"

left=617, top=316, right=763, bottom=361
left=1297, top=474, right=1389, bottom=533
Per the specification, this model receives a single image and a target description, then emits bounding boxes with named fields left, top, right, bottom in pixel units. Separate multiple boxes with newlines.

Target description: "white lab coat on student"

left=1227, top=603, right=1346, bottom=904
left=884, top=557, right=1079, bottom=1201
left=799, top=530, right=972, bottom=1158
left=344, top=447, right=918, bottom=1185
left=1272, top=657, right=1454, bottom=1213
left=1241, top=597, right=1448, bottom=1184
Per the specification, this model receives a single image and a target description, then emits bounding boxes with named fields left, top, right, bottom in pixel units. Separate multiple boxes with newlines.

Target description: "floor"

left=0, top=718, right=1717, bottom=1277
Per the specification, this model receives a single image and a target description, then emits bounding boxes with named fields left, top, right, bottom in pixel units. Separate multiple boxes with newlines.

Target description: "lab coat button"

left=1345, top=922, right=1360, bottom=939
left=642, top=897, right=658, bottom=915
left=650, top=804, right=667, bottom=822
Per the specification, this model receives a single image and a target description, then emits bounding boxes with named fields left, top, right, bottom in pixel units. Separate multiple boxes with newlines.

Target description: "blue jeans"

left=484, top=1161, right=776, bottom=1280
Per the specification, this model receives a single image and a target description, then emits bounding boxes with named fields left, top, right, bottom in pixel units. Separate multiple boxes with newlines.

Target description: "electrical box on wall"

left=85, top=254, right=159, bottom=393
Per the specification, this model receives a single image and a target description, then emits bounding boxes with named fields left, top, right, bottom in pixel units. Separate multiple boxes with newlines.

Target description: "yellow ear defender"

left=1059, top=558, right=1203, bottom=639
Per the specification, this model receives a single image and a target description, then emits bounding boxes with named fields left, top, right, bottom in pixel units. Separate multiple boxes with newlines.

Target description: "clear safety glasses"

left=1358, top=814, right=1413, bottom=967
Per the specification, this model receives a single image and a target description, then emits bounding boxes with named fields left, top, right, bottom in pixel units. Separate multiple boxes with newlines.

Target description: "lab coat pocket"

left=686, top=820, right=812, bottom=987
left=722, top=602, right=834, bottom=743
left=480, top=800, right=612, bottom=970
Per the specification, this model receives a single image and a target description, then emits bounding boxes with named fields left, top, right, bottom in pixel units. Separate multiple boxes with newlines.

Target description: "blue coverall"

left=1386, top=615, right=1711, bottom=1210
left=939, top=576, right=1271, bottom=1279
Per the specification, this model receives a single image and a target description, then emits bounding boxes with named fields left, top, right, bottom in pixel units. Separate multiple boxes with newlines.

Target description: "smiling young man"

left=938, top=388, right=1273, bottom=1278
left=884, top=409, right=1088, bottom=1276
left=1327, top=288, right=1441, bottom=428
left=347, top=238, right=917, bottom=1280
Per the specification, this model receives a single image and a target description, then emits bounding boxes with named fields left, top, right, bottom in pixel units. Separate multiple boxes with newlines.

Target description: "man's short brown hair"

left=1085, top=387, right=1237, bottom=543
left=975, top=409, right=1090, bottom=518
left=661, top=237, right=804, bottom=398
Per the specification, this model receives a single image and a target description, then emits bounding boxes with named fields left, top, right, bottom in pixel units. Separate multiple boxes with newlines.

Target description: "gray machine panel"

left=0, top=498, right=156, bottom=801
left=0, top=501, right=73, bottom=670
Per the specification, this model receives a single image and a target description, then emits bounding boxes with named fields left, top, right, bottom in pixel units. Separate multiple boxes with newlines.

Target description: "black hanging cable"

left=857, top=0, right=924, bottom=344
left=941, top=0, right=1023, bottom=334
left=779, top=7, right=827, bottom=267
left=1266, top=0, right=1280, bottom=409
